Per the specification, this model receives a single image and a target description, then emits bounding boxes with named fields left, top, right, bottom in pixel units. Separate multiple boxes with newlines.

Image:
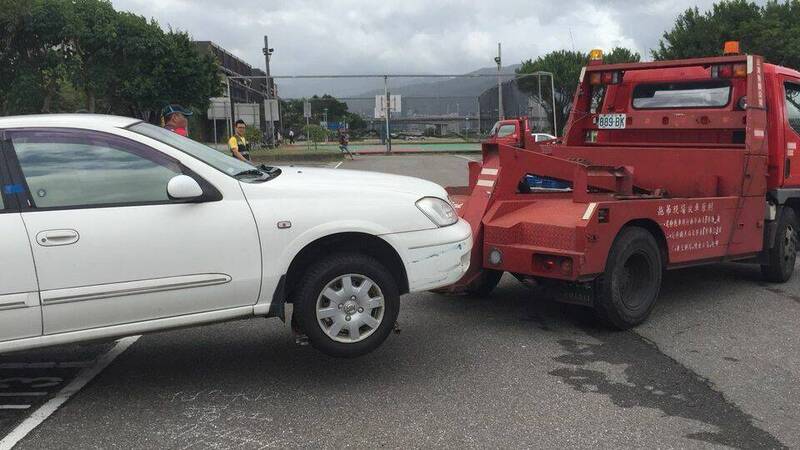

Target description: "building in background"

left=194, top=41, right=272, bottom=143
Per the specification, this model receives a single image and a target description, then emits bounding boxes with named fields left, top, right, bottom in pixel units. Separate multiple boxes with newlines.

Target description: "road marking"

left=476, top=179, right=495, bottom=187
left=0, top=406, right=30, bottom=410
left=333, top=161, right=343, bottom=169
left=0, top=393, right=46, bottom=397
left=0, top=361, right=92, bottom=370
left=452, top=155, right=478, bottom=162
left=0, top=335, right=140, bottom=450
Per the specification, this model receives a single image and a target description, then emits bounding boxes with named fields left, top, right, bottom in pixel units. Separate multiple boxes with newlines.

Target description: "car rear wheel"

left=294, top=253, right=400, bottom=358
left=594, top=227, right=663, bottom=329
left=762, top=208, right=798, bottom=283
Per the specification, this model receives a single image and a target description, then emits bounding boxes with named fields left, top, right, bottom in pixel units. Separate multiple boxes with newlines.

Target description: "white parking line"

left=0, top=393, right=46, bottom=397
left=333, top=161, right=343, bottom=169
left=0, top=362, right=92, bottom=370
left=0, top=335, right=140, bottom=450
left=452, top=154, right=478, bottom=162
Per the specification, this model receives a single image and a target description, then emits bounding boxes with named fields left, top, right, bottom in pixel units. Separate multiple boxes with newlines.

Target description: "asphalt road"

left=2, top=154, right=798, bottom=449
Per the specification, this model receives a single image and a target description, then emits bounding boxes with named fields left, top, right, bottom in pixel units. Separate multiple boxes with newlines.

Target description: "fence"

left=206, top=72, right=556, bottom=151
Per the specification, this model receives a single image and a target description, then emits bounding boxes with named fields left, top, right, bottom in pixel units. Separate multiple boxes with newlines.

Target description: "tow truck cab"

left=447, top=43, right=800, bottom=329
left=486, top=118, right=555, bottom=147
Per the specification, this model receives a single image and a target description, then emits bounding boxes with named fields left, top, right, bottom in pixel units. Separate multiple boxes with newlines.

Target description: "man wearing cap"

left=162, top=104, right=193, bottom=137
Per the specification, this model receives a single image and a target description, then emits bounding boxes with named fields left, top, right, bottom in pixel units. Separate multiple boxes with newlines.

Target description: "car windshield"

left=128, top=122, right=256, bottom=177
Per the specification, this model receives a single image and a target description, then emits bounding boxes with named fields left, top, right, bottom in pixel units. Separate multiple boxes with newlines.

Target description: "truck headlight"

left=416, top=197, right=458, bottom=227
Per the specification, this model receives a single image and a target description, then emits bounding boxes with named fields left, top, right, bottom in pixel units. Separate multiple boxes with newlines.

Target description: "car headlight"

left=416, top=197, right=458, bottom=227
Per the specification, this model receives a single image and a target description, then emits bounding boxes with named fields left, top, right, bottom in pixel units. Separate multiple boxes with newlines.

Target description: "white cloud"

left=110, top=0, right=754, bottom=77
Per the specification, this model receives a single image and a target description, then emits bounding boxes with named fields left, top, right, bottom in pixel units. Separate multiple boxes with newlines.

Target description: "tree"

left=69, top=0, right=118, bottom=112
left=281, top=95, right=366, bottom=134
left=304, top=124, right=328, bottom=150
left=517, top=47, right=640, bottom=135
left=654, top=0, right=800, bottom=68
left=0, top=0, right=220, bottom=119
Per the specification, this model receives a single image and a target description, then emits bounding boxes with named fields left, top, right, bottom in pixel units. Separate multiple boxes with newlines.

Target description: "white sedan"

left=0, top=114, right=472, bottom=358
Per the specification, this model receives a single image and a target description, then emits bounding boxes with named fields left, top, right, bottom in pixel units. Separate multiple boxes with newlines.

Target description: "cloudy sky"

left=110, top=0, right=737, bottom=76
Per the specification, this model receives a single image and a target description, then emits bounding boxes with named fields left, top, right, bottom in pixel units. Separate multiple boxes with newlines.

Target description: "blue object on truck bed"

left=525, top=175, right=571, bottom=190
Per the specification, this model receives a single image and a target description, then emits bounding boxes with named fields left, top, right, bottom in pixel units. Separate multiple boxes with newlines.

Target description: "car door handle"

left=36, top=229, right=80, bottom=247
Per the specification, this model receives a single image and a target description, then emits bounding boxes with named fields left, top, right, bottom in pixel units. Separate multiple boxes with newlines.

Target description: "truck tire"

left=466, top=270, right=503, bottom=297
left=594, top=227, right=663, bottom=329
left=761, top=208, right=798, bottom=283
left=293, top=253, right=400, bottom=358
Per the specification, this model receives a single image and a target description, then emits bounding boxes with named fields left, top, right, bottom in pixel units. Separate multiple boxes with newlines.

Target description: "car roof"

left=0, top=114, right=142, bottom=130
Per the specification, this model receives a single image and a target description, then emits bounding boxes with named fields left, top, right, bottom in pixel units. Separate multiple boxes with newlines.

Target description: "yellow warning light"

left=589, top=49, right=604, bottom=61
left=723, top=41, right=740, bottom=56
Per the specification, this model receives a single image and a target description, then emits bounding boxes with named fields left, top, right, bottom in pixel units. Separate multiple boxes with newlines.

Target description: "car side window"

left=9, top=129, right=181, bottom=209
left=496, top=124, right=516, bottom=137
left=785, top=82, right=800, bottom=135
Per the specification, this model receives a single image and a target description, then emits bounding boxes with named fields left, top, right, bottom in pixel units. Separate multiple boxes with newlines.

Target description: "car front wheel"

left=294, top=253, right=400, bottom=358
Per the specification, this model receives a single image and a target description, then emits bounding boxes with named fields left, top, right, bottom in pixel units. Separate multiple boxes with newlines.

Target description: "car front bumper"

left=381, top=219, right=472, bottom=292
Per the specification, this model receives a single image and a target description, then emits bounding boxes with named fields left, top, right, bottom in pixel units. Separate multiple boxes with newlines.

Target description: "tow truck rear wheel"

left=594, top=227, right=663, bottom=330
left=761, top=208, right=798, bottom=283
left=466, top=269, right=503, bottom=297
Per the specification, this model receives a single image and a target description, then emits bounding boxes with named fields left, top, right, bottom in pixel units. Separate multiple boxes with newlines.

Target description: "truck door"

left=781, top=81, right=800, bottom=186
left=494, top=122, right=519, bottom=147
left=0, top=133, right=41, bottom=343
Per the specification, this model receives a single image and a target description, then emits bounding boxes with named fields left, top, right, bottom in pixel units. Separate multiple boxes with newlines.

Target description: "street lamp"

left=495, top=42, right=504, bottom=121
left=263, top=36, right=275, bottom=145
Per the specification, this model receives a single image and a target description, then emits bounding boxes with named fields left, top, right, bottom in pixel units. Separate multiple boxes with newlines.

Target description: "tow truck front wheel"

left=762, top=208, right=798, bottom=283
left=466, top=270, right=503, bottom=297
left=294, top=253, right=400, bottom=358
left=594, top=227, right=663, bottom=330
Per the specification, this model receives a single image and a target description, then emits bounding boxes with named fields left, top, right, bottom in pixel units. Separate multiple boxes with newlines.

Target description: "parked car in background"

left=0, top=114, right=472, bottom=358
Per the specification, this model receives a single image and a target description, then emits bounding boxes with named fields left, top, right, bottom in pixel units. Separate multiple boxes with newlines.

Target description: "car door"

left=5, top=127, right=261, bottom=335
left=0, top=133, right=41, bottom=343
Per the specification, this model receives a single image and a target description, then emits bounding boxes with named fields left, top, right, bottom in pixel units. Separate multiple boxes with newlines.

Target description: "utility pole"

left=495, top=42, right=504, bottom=121
left=263, top=36, right=275, bottom=146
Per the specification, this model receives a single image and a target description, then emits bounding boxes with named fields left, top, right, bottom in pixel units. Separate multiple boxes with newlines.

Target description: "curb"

left=251, top=149, right=481, bottom=163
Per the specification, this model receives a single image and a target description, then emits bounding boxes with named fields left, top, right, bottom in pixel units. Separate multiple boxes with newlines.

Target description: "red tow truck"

left=447, top=43, right=800, bottom=328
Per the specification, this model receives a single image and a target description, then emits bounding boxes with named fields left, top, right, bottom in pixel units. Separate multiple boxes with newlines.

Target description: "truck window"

left=632, top=80, right=732, bottom=109
left=496, top=124, right=516, bottom=137
left=784, top=83, right=800, bottom=134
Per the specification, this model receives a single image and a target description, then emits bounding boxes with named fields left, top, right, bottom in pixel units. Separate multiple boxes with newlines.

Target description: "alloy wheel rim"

left=316, top=274, right=385, bottom=343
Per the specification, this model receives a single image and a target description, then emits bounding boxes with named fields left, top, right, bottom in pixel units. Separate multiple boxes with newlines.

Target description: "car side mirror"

left=167, top=175, right=204, bottom=201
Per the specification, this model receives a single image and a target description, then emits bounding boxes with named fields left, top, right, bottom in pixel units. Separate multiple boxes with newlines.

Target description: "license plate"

left=597, top=114, right=626, bottom=129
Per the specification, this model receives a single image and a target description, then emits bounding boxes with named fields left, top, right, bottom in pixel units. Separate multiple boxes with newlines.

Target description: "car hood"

left=239, top=165, right=451, bottom=235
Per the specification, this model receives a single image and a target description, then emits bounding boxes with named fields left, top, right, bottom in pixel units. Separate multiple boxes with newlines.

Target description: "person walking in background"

left=288, top=129, right=295, bottom=144
left=228, top=119, right=251, bottom=162
left=339, top=129, right=353, bottom=160
left=162, top=104, right=192, bottom=137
